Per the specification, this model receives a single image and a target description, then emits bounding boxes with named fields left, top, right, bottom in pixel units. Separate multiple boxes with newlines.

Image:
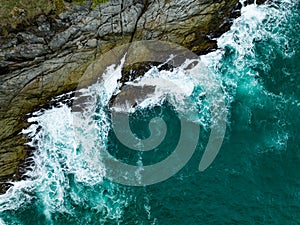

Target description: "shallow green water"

left=1, top=0, right=300, bottom=224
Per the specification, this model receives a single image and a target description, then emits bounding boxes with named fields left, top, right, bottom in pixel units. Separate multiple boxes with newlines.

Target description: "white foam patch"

left=22, top=105, right=106, bottom=215
left=200, top=0, right=296, bottom=107
left=126, top=64, right=195, bottom=109
left=103, top=55, right=126, bottom=98
left=0, top=58, right=129, bottom=221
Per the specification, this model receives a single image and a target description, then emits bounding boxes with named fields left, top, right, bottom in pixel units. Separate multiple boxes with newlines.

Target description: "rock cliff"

left=0, top=0, right=241, bottom=192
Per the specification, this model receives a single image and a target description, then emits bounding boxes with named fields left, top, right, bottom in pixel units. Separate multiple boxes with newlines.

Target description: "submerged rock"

left=0, top=0, right=243, bottom=193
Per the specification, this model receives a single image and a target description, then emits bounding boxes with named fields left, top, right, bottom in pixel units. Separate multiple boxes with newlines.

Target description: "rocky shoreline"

left=0, top=0, right=244, bottom=193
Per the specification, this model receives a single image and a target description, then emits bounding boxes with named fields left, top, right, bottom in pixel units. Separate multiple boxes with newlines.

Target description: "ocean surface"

left=1, top=0, right=299, bottom=224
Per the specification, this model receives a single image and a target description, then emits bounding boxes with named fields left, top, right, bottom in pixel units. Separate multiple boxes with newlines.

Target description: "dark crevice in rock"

left=130, top=0, right=149, bottom=43
left=243, top=0, right=268, bottom=5
left=120, top=0, right=124, bottom=36
left=0, top=66, right=9, bottom=75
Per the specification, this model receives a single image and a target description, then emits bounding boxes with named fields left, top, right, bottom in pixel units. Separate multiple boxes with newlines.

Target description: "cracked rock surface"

left=0, top=0, right=240, bottom=192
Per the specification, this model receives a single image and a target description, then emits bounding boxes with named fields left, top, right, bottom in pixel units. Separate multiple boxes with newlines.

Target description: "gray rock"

left=88, top=5, right=101, bottom=19
left=121, top=3, right=144, bottom=33
left=80, top=19, right=100, bottom=32
left=5, top=44, right=48, bottom=60
left=36, top=15, right=51, bottom=32
left=59, top=11, right=72, bottom=21
left=98, top=23, right=112, bottom=37
left=17, top=33, right=46, bottom=44
left=72, top=5, right=87, bottom=12
left=49, top=26, right=80, bottom=50
left=38, top=23, right=51, bottom=32
left=101, top=5, right=122, bottom=15
left=86, top=39, right=98, bottom=48
left=0, top=38, right=18, bottom=49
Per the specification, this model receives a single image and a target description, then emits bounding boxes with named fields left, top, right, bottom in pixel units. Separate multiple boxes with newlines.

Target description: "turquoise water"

left=1, top=0, right=300, bottom=224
